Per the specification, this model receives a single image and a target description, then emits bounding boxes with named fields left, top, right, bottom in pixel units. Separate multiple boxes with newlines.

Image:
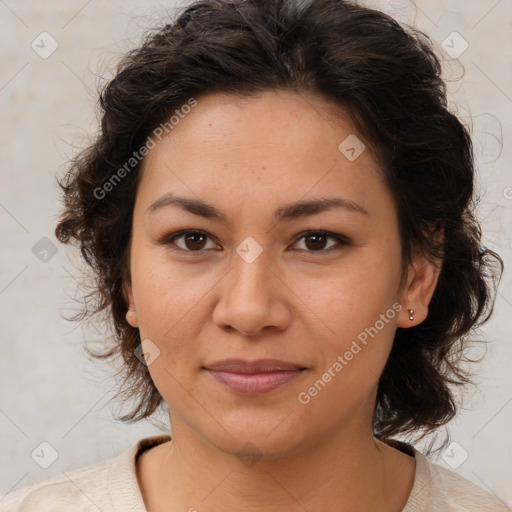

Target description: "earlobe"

left=397, top=249, right=442, bottom=328
left=124, top=282, right=139, bottom=328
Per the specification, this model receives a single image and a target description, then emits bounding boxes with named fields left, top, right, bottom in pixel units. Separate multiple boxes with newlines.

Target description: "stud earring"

left=407, top=309, right=415, bottom=321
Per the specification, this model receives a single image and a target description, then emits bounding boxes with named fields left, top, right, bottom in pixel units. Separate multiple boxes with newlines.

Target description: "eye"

left=161, top=230, right=220, bottom=253
left=159, top=229, right=349, bottom=255
left=291, top=230, right=349, bottom=253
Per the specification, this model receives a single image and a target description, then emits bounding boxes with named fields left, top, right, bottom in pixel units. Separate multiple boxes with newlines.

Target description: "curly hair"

left=54, top=0, right=503, bottom=449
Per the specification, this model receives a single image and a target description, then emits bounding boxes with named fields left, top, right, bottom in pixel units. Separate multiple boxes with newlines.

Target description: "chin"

left=201, top=407, right=311, bottom=462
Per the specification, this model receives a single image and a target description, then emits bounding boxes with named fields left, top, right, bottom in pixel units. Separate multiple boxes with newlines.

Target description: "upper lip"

left=204, top=359, right=306, bottom=373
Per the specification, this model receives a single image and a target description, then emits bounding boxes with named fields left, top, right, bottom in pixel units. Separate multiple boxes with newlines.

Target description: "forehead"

left=136, top=90, right=392, bottom=221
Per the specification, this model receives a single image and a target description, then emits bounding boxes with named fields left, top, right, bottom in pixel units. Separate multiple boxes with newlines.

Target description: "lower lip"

left=205, top=369, right=304, bottom=394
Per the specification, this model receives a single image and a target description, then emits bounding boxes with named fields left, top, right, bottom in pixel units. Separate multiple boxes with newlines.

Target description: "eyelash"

left=159, top=229, right=350, bottom=256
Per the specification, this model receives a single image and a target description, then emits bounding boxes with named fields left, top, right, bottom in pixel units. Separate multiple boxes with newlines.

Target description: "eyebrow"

left=146, top=193, right=368, bottom=222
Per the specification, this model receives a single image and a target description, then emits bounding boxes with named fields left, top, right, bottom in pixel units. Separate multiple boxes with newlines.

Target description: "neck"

left=138, top=419, right=415, bottom=511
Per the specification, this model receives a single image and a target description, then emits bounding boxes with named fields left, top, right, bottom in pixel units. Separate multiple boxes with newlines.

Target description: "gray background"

left=1, top=0, right=511, bottom=506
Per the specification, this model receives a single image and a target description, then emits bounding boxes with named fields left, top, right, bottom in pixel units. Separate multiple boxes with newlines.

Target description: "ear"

left=397, top=247, right=442, bottom=328
left=124, top=281, right=139, bottom=328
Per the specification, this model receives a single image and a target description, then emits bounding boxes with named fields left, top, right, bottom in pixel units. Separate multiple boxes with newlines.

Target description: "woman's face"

left=125, top=90, right=437, bottom=457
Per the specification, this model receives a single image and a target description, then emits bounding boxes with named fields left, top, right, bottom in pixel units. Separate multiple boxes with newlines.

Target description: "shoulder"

left=0, top=457, right=114, bottom=512
left=405, top=448, right=511, bottom=511
left=0, top=435, right=170, bottom=512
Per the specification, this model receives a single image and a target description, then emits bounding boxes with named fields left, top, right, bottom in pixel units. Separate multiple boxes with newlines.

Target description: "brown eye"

left=292, top=230, right=349, bottom=253
left=160, top=229, right=348, bottom=255
left=162, top=230, right=219, bottom=252
left=304, top=233, right=328, bottom=251
left=181, top=232, right=208, bottom=250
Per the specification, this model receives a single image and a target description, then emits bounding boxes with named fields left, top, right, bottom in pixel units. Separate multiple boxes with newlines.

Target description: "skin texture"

left=124, top=90, right=441, bottom=511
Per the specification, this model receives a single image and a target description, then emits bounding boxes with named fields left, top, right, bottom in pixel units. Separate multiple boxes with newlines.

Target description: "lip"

left=204, top=358, right=305, bottom=373
left=203, top=359, right=307, bottom=394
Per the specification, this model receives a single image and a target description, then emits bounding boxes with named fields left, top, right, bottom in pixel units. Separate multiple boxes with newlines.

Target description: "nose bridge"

left=231, top=235, right=273, bottom=302
left=212, top=235, right=289, bottom=334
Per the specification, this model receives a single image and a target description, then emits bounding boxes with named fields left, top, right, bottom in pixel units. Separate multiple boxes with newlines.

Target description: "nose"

left=212, top=246, right=292, bottom=337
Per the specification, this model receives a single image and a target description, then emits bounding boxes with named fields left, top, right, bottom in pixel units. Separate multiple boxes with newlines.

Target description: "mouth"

left=202, top=359, right=308, bottom=395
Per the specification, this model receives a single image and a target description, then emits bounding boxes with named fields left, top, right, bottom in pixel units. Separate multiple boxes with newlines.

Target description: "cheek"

left=289, top=249, right=401, bottom=397
left=130, top=251, right=226, bottom=388
left=131, top=247, right=209, bottom=333
left=291, top=249, right=402, bottom=339
left=295, top=297, right=398, bottom=422
left=299, top=276, right=398, bottom=377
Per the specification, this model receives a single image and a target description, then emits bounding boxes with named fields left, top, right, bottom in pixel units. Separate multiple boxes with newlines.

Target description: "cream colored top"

left=1, top=435, right=510, bottom=511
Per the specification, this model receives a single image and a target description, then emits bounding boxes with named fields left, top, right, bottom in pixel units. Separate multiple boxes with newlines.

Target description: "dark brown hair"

left=55, top=0, right=503, bottom=449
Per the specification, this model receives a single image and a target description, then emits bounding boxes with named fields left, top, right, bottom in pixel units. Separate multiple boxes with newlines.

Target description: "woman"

left=4, top=0, right=508, bottom=510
